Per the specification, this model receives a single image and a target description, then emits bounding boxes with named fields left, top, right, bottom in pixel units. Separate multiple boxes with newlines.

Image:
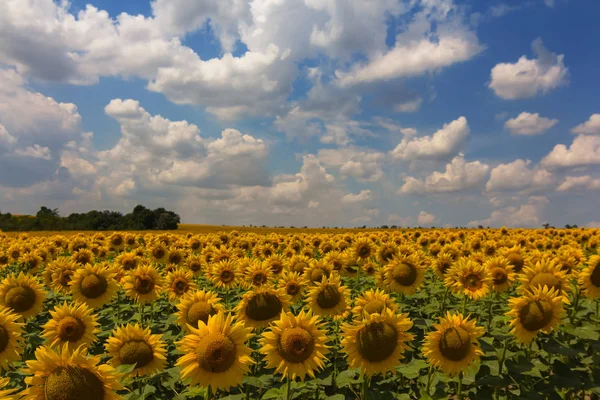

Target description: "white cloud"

left=14, top=144, right=52, bottom=160
left=556, top=176, right=600, bottom=192
left=417, top=211, right=437, bottom=226
left=391, top=116, right=469, bottom=160
left=587, top=221, right=600, bottom=228
left=540, top=135, right=600, bottom=169
left=571, top=114, right=600, bottom=135
left=341, top=190, right=372, bottom=204
left=468, top=196, right=549, bottom=227
left=486, top=159, right=553, bottom=192
left=394, top=98, right=422, bottom=113
left=0, top=124, right=16, bottom=148
left=400, top=155, right=489, bottom=194
left=317, top=147, right=385, bottom=182
left=488, top=38, right=568, bottom=99
left=504, top=112, right=558, bottom=135
left=387, top=214, right=414, bottom=226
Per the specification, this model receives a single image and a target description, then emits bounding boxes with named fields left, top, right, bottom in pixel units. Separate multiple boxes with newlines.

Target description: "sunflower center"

left=5, top=285, right=36, bottom=312
left=270, top=263, right=283, bottom=274
left=80, top=274, right=108, bottom=299
left=59, top=271, right=74, bottom=287
left=122, top=259, right=136, bottom=270
left=357, top=321, right=398, bottom=362
left=590, top=265, right=600, bottom=287
left=439, top=327, right=472, bottom=361
left=529, top=273, right=561, bottom=292
left=197, top=333, right=236, bottom=373
left=189, top=262, right=201, bottom=272
left=316, top=285, right=341, bottom=309
left=286, top=283, right=299, bottom=296
left=0, top=326, right=9, bottom=353
left=169, top=253, right=182, bottom=264
left=519, top=300, right=553, bottom=331
left=245, top=293, right=282, bottom=321
left=464, top=274, right=483, bottom=291
left=187, top=301, right=215, bottom=327
left=358, top=246, right=370, bottom=257
left=57, top=316, right=85, bottom=342
left=252, top=273, right=267, bottom=286
left=293, top=262, right=308, bottom=273
left=172, top=279, right=188, bottom=295
left=134, top=275, right=155, bottom=294
left=153, top=248, right=165, bottom=259
left=439, top=262, right=451, bottom=275
left=278, top=327, right=315, bottom=363
left=45, top=366, right=104, bottom=400
left=490, top=268, right=508, bottom=285
left=119, top=339, right=154, bottom=368
left=220, top=270, right=234, bottom=283
left=310, top=269, right=327, bottom=283
left=363, top=300, right=386, bottom=315
left=75, top=254, right=91, bottom=265
left=112, top=236, right=123, bottom=246
left=391, top=263, right=417, bottom=286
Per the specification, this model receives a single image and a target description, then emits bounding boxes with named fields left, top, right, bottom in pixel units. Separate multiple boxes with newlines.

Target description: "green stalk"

left=569, top=286, right=581, bottom=324
left=315, top=384, right=320, bottom=400
left=140, top=303, right=145, bottom=325
left=461, top=295, right=468, bottom=315
left=355, top=264, right=361, bottom=294
left=425, top=366, right=434, bottom=396
left=361, top=375, right=370, bottom=400
left=440, top=287, right=449, bottom=315
left=116, top=291, right=120, bottom=325
left=486, top=296, right=494, bottom=331
left=286, top=374, right=292, bottom=400
left=498, top=339, right=508, bottom=375
left=457, top=372, right=463, bottom=400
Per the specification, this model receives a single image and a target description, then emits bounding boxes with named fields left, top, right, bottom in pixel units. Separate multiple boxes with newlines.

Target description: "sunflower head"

left=244, top=260, right=272, bottom=288
left=306, top=275, right=349, bottom=318
left=484, top=256, right=515, bottom=293
left=0, top=272, right=46, bottom=319
left=444, top=258, right=491, bottom=301
left=423, top=312, right=485, bottom=376
left=105, top=323, right=167, bottom=377
left=70, top=264, right=118, bottom=309
left=166, top=267, right=197, bottom=301
left=259, top=310, right=330, bottom=381
left=278, top=270, right=305, bottom=302
left=578, top=255, right=600, bottom=299
left=384, top=254, right=426, bottom=295
left=352, top=288, right=398, bottom=319
left=433, top=253, right=455, bottom=280
left=341, top=309, right=414, bottom=377
left=353, top=238, right=375, bottom=261
left=42, top=301, right=99, bottom=352
left=177, top=290, right=225, bottom=331
left=0, top=305, right=24, bottom=371
left=303, top=260, right=333, bottom=286
left=519, top=259, right=571, bottom=303
left=236, top=287, right=290, bottom=329
left=123, top=264, right=164, bottom=305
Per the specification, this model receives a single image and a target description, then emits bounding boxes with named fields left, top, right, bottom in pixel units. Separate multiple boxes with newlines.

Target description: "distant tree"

left=542, top=223, right=551, bottom=229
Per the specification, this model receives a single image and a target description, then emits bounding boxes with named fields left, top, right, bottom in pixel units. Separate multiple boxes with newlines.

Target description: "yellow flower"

left=0, top=306, right=24, bottom=371
left=384, top=254, right=426, bottom=295
left=278, top=270, right=305, bottom=303
left=176, top=312, right=253, bottom=392
left=210, top=260, right=240, bottom=289
left=0, top=272, right=46, bottom=319
left=177, top=290, right=226, bottom=331
left=303, top=259, right=333, bottom=286
left=259, top=310, right=329, bottom=381
left=519, top=259, right=571, bottom=303
left=506, top=285, right=565, bottom=344
left=70, top=264, right=118, bottom=309
left=165, top=267, right=197, bottom=301
left=243, top=260, right=272, bottom=288
left=423, top=312, right=485, bottom=376
left=235, top=287, right=291, bottom=329
left=0, top=377, right=17, bottom=399
left=444, top=258, right=491, bottom=301
left=352, top=238, right=375, bottom=261
left=352, top=288, right=398, bottom=319
left=122, top=264, right=164, bottom=305
left=341, top=309, right=414, bottom=377
left=105, top=323, right=167, bottom=377
left=484, top=256, right=516, bottom=293
left=578, top=255, right=600, bottom=299
left=42, top=301, right=99, bottom=352
left=22, top=344, right=124, bottom=400
left=305, top=275, right=350, bottom=318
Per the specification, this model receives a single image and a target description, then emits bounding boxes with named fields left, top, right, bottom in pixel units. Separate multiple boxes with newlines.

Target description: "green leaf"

left=261, top=387, right=285, bottom=399
left=116, top=363, right=138, bottom=374
left=396, top=358, right=428, bottom=379
left=563, top=324, right=600, bottom=341
left=505, top=358, right=534, bottom=374
left=335, top=369, right=360, bottom=388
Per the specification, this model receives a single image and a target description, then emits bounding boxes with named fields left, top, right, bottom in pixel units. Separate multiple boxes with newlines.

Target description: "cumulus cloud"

left=540, top=135, right=600, bottom=169
left=391, top=116, right=469, bottom=161
left=556, top=176, right=600, bottom=192
left=394, top=98, right=423, bottom=113
left=417, top=211, right=437, bottom=226
left=400, top=155, right=489, bottom=194
left=571, top=114, right=600, bottom=135
left=488, top=38, right=568, bottom=99
left=486, top=159, right=553, bottom=192
left=504, top=112, right=558, bottom=135
left=468, top=196, right=549, bottom=227
left=14, top=145, right=52, bottom=160
left=317, top=148, right=385, bottom=182
left=341, top=190, right=372, bottom=204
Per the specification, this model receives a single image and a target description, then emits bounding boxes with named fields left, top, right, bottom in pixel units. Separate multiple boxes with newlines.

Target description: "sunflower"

left=578, top=255, right=600, bottom=299
left=177, top=290, right=226, bottom=331
left=105, top=323, right=167, bottom=377
left=376, top=242, right=399, bottom=264
left=46, top=258, right=80, bottom=294
left=0, top=272, right=46, bottom=319
left=244, top=260, right=272, bottom=288
left=212, top=246, right=232, bottom=263
left=42, top=301, right=99, bottom=352
left=306, top=275, right=350, bottom=318
left=0, top=306, right=24, bottom=371
left=235, top=287, right=291, bottom=329
left=22, top=344, right=124, bottom=399
left=352, top=288, right=398, bottom=319
left=288, top=255, right=311, bottom=274
left=484, top=256, right=516, bottom=293
left=18, top=252, right=43, bottom=274
left=303, top=260, right=333, bottom=286
left=185, top=255, right=204, bottom=276
left=188, top=237, right=203, bottom=253
left=165, top=267, right=197, bottom=302
left=167, top=247, right=186, bottom=266
left=519, top=259, right=571, bottom=303
left=506, top=286, right=565, bottom=344
left=259, top=310, right=329, bottom=381
left=362, top=261, right=377, bottom=276
left=207, top=260, right=237, bottom=290
left=0, top=377, right=17, bottom=399
left=341, top=309, right=414, bottom=377
left=265, top=254, right=286, bottom=275
left=423, top=312, right=485, bottom=376
left=70, top=264, right=118, bottom=309
left=149, top=243, right=168, bottom=263
left=444, top=259, right=491, bottom=301
left=278, top=270, right=305, bottom=303
left=352, top=238, right=375, bottom=261
left=176, top=312, right=253, bottom=392
left=432, top=253, right=455, bottom=280
left=383, top=254, right=426, bottom=295
left=0, top=252, right=9, bottom=267
left=72, top=249, right=94, bottom=266
left=501, top=246, right=526, bottom=273
left=114, top=252, right=140, bottom=272
left=122, top=264, right=164, bottom=305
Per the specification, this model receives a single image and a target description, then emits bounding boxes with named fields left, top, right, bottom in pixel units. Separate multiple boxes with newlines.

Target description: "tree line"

left=0, top=205, right=180, bottom=231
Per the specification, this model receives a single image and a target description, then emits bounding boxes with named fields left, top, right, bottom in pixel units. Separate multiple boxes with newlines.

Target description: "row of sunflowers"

left=0, top=228, right=598, bottom=399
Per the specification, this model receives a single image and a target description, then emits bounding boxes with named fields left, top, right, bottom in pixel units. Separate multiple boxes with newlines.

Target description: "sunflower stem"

left=486, top=296, right=494, bottom=331
left=315, top=384, right=320, bottom=400
left=461, top=295, right=468, bottom=315
left=440, top=287, right=449, bottom=315
left=498, top=339, right=508, bottom=375
left=355, top=263, right=361, bottom=294
left=140, top=303, right=145, bottom=325
left=425, top=365, right=434, bottom=396
left=569, top=286, right=581, bottom=325
left=286, top=374, right=292, bottom=400
left=361, top=375, right=370, bottom=400
left=457, top=372, right=463, bottom=399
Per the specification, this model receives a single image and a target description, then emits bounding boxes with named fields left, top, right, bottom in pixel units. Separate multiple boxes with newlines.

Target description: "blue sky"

left=1, top=0, right=599, bottom=227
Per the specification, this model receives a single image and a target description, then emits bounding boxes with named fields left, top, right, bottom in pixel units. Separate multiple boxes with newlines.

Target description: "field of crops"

left=0, top=228, right=598, bottom=399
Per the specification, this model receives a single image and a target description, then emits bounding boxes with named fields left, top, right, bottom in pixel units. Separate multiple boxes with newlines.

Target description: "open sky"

left=1, top=0, right=599, bottom=228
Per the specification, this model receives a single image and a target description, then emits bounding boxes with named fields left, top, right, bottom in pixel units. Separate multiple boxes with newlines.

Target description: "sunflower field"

left=0, top=228, right=599, bottom=399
